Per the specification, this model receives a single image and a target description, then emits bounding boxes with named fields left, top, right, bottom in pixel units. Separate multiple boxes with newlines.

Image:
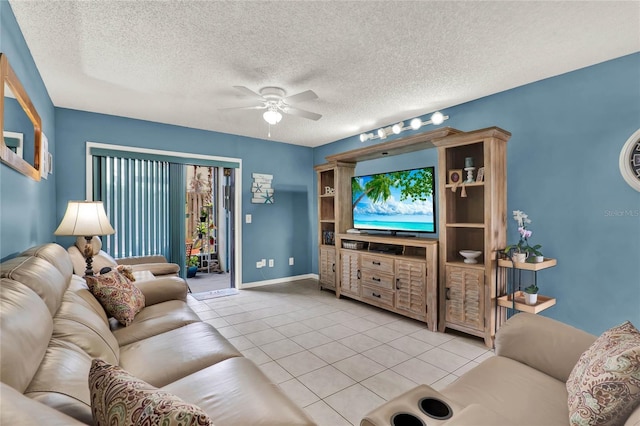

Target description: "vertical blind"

left=94, top=156, right=170, bottom=259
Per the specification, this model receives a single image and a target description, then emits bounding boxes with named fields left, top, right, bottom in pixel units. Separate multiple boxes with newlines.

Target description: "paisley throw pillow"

left=89, top=359, right=212, bottom=426
left=566, top=321, right=640, bottom=426
left=85, top=270, right=145, bottom=326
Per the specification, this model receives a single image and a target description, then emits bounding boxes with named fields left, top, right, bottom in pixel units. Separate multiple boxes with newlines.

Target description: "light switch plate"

left=245, top=214, right=252, bottom=223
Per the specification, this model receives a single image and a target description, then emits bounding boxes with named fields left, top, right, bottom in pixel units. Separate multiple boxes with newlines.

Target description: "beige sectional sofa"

left=0, top=243, right=314, bottom=425
left=362, top=313, right=640, bottom=426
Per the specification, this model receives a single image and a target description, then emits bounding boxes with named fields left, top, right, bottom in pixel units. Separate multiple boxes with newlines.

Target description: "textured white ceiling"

left=8, top=1, right=640, bottom=147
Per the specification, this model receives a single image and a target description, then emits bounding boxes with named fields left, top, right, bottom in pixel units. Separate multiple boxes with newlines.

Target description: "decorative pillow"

left=89, top=359, right=212, bottom=426
left=566, top=321, right=640, bottom=426
left=85, top=270, right=145, bottom=326
left=116, top=264, right=136, bottom=282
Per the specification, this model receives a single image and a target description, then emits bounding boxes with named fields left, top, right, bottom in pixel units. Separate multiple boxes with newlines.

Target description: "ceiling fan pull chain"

left=268, top=123, right=271, bottom=138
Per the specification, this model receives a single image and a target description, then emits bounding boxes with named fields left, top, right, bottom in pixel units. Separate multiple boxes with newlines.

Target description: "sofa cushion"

left=86, top=270, right=145, bottom=326
left=89, top=359, right=212, bottom=426
left=21, top=243, right=74, bottom=281
left=111, top=299, right=201, bottom=346
left=566, top=321, right=640, bottom=426
left=1, top=382, right=86, bottom=426
left=0, top=255, right=68, bottom=315
left=119, top=322, right=241, bottom=387
left=25, top=341, right=94, bottom=424
left=0, top=279, right=53, bottom=393
left=164, top=357, right=315, bottom=426
left=53, top=290, right=120, bottom=365
left=444, top=355, right=570, bottom=425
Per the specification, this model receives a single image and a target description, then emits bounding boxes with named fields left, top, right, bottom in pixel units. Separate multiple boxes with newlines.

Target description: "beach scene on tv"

left=352, top=167, right=436, bottom=233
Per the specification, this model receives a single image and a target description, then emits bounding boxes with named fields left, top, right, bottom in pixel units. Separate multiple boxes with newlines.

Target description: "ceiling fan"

left=223, top=86, right=322, bottom=127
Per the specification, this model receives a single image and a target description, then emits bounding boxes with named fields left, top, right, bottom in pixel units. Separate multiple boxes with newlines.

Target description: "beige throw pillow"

left=566, top=321, right=640, bottom=425
left=89, top=359, right=212, bottom=426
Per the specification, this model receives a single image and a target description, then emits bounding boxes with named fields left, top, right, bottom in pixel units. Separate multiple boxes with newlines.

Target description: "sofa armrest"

left=117, top=255, right=168, bottom=265
left=1, top=383, right=86, bottom=425
left=134, top=276, right=188, bottom=305
left=495, top=313, right=596, bottom=382
left=129, top=263, right=180, bottom=276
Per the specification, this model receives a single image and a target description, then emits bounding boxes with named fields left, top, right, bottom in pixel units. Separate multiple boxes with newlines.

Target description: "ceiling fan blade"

left=283, top=90, right=318, bottom=105
left=232, top=86, right=265, bottom=100
left=284, top=106, right=322, bottom=121
left=219, top=104, right=266, bottom=111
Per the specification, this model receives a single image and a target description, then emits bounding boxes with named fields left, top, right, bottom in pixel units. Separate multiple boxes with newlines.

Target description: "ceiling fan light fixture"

left=263, top=109, right=282, bottom=125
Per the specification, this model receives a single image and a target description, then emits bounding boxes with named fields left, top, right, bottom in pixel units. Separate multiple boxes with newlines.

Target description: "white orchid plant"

left=504, top=210, right=542, bottom=256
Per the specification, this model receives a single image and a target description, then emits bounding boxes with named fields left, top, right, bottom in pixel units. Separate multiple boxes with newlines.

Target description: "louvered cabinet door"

left=340, top=251, right=360, bottom=297
left=444, top=265, right=485, bottom=331
left=395, top=260, right=426, bottom=317
left=319, top=246, right=336, bottom=290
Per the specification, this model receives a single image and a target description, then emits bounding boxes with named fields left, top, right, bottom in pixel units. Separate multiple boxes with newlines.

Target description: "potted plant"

left=526, top=244, right=544, bottom=263
left=504, top=210, right=540, bottom=263
left=196, top=222, right=208, bottom=239
left=523, top=284, right=539, bottom=305
left=199, top=207, right=208, bottom=223
left=187, top=255, right=199, bottom=278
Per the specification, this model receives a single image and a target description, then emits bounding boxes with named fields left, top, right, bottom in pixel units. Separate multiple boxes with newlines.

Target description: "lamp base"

left=83, top=236, right=95, bottom=276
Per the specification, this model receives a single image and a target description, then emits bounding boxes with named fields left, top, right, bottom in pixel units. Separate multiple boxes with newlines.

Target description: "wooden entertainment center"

left=315, top=126, right=511, bottom=345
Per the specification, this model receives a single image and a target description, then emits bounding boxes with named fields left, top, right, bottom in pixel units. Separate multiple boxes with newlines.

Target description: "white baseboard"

left=240, top=273, right=318, bottom=289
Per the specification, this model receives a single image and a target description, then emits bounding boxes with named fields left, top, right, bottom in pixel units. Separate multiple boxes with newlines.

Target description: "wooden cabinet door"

left=395, top=260, right=426, bottom=317
left=340, top=251, right=360, bottom=296
left=395, top=260, right=427, bottom=315
left=319, top=246, right=336, bottom=289
left=444, top=265, right=484, bottom=331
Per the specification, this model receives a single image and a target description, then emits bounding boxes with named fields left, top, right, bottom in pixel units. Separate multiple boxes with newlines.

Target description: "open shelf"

left=498, top=258, right=557, bottom=271
left=444, top=181, right=485, bottom=189
left=445, top=223, right=485, bottom=228
left=497, top=291, right=556, bottom=314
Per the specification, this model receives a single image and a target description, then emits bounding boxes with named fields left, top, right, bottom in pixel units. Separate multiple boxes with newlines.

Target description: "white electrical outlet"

left=268, top=259, right=274, bottom=267
left=246, top=214, right=252, bottom=223
left=289, top=257, right=294, bottom=266
left=256, top=261, right=262, bottom=268
left=261, top=259, right=266, bottom=268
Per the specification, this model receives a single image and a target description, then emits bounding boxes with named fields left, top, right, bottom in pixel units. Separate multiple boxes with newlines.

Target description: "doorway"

left=185, top=165, right=235, bottom=293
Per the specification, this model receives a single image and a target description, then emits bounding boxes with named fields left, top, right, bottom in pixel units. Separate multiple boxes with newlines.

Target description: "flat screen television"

left=351, top=166, right=436, bottom=234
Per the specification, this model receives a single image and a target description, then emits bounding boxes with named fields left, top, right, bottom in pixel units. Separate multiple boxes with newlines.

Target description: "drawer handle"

left=372, top=277, right=381, bottom=282
left=332, top=264, right=335, bottom=272
left=446, top=288, right=451, bottom=300
left=372, top=261, right=381, bottom=266
left=396, top=278, right=401, bottom=290
left=372, top=292, right=381, bottom=298
left=357, top=270, right=361, bottom=279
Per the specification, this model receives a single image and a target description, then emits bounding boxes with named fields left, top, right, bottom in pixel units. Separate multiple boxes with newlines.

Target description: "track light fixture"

left=359, top=112, right=449, bottom=143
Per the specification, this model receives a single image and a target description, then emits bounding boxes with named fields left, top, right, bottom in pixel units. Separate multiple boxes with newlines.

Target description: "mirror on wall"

left=1, top=53, right=42, bottom=181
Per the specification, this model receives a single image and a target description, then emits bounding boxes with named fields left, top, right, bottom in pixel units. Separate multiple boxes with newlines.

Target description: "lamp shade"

left=54, top=201, right=115, bottom=236
left=263, top=109, right=282, bottom=125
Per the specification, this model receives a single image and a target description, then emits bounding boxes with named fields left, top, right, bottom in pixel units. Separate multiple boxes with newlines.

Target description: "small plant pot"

left=512, top=253, right=528, bottom=263
left=200, top=216, right=207, bottom=223
left=533, top=255, right=544, bottom=263
left=524, top=292, right=538, bottom=305
left=187, top=265, right=198, bottom=278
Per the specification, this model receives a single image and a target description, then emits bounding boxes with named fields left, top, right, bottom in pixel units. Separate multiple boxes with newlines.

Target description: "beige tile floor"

left=186, top=278, right=494, bottom=426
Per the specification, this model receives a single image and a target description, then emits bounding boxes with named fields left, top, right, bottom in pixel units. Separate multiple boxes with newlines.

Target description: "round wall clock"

left=619, top=128, right=640, bottom=192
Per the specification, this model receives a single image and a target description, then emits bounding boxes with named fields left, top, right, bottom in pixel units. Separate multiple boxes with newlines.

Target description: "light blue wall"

left=313, top=53, right=640, bottom=335
left=0, top=0, right=56, bottom=260
left=55, top=108, right=314, bottom=283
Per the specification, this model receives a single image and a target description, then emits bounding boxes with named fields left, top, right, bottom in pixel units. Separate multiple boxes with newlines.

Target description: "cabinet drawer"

left=361, top=285, right=394, bottom=309
left=360, top=254, right=394, bottom=274
left=360, top=270, right=394, bottom=290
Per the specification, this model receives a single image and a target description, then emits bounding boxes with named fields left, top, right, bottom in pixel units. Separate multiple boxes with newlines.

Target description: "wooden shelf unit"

left=315, top=162, right=355, bottom=291
left=496, top=256, right=558, bottom=328
left=434, top=127, right=511, bottom=347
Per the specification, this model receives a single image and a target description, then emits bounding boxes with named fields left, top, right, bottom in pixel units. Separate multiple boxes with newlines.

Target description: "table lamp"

left=54, top=201, right=115, bottom=276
